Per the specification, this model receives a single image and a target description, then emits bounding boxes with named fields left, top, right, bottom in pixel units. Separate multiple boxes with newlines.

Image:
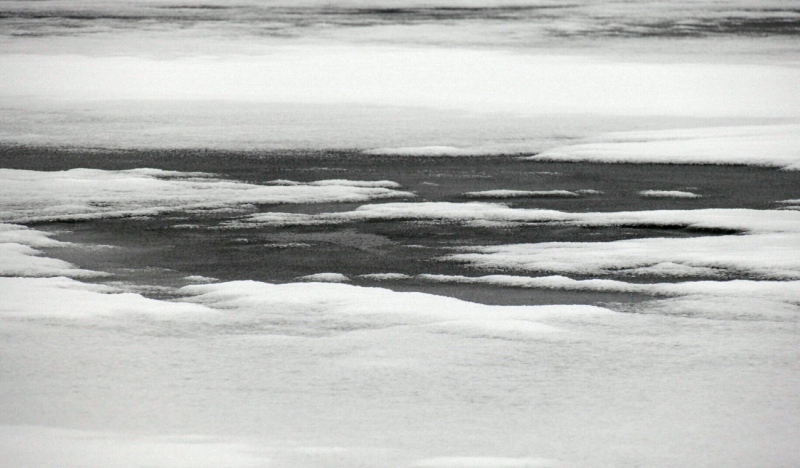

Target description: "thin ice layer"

left=0, top=169, right=412, bottom=223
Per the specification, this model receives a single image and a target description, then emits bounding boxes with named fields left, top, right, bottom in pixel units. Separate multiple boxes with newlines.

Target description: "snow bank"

left=0, top=223, right=98, bottom=278
left=299, top=273, right=351, bottom=283
left=445, top=233, right=800, bottom=279
left=639, top=190, right=701, bottom=198
left=418, top=274, right=800, bottom=320
left=358, top=273, right=413, bottom=281
left=0, top=169, right=412, bottom=223
left=465, top=190, right=579, bottom=199
left=0, top=277, right=210, bottom=319
left=412, top=456, right=557, bottom=467
left=526, top=125, right=800, bottom=170
left=0, top=426, right=269, bottom=468
left=180, top=281, right=616, bottom=337
left=233, top=202, right=800, bottom=235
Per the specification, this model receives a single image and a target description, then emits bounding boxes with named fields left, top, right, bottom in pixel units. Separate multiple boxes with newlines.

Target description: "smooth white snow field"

left=2, top=243, right=799, bottom=467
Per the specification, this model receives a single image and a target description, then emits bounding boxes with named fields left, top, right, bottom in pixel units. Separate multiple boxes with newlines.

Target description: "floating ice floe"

left=525, top=124, right=800, bottom=170
left=0, top=169, right=412, bottom=223
left=639, top=190, right=701, bottom=198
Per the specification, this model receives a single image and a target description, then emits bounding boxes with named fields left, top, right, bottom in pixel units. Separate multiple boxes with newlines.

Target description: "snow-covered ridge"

left=525, top=124, right=800, bottom=170
left=0, top=169, right=412, bottom=223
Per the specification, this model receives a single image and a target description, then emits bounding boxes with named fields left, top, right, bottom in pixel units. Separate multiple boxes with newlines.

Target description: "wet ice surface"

left=1, top=149, right=800, bottom=467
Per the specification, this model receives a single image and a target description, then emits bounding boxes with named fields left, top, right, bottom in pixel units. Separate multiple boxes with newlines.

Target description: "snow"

left=418, top=274, right=800, bottom=320
left=445, top=233, right=800, bottom=279
left=639, top=190, right=701, bottom=198
left=0, top=169, right=412, bottom=223
left=0, top=223, right=99, bottom=278
left=358, top=273, right=413, bottom=281
left=526, top=124, right=800, bottom=170
left=411, top=456, right=556, bottom=467
left=299, top=273, right=351, bottom=283
left=270, top=179, right=402, bottom=188
left=234, top=202, right=800, bottom=234
left=0, top=426, right=270, bottom=468
left=465, top=190, right=579, bottom=199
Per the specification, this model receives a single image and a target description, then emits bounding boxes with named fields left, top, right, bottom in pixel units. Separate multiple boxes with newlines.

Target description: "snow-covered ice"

left=0, top=169, right=412, bottom=223
left=639, top=190, right=701, bottom=198
left=465, top=190, right=579, bottom=199
left=526, top=124, right=800, bottom=170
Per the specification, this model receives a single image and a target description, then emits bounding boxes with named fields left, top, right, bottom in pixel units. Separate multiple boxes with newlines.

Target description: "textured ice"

left=639, top=190, right=701, bottom=198
left=526, top=124, right=800, bottom=170
left=0, top=169, right=412, bottom=223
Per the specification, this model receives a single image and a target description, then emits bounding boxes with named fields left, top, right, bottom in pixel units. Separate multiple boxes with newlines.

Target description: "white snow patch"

left=358, top=273, right=413, bottom=281
left=526, top=124, right=800, bottom=170
left=412, top=456, right=557, bottom=467
left=183, top=275, right=218, bottom=283
left=0, top=277, right=210, bottom=319
left=445, top=233, right=800, bottom=279
left=0, top=169, right=412, bottom=223
left=0, top=223, right=98, bottom=278
left=179, top=281, right=612, bottom=336
left=465, top=190, right=579, bottom=199
left=418, top=274, right=800, bottom=320
left=364, top=144, right=539, bottom=156
left=269, top=179, right=401, bottom=188
left=0, top=426, right=270, bottom=468
left=639, top=190, right=701, bottom=198
left=299, top=273, right=351, bottom=283
left=234, top=203, right=800, bottom=235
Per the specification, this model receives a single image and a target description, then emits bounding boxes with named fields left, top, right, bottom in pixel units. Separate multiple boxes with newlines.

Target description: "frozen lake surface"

left=1, top=0, right=799, bottom=466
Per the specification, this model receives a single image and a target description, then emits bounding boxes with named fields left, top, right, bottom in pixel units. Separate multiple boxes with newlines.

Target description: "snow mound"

left=526, top=124, right=800, bottom=170
left=445, top=233, right=800, bottom=279
left=299, top=273, right=351, bottom=283
left=0, top=223, right=99, bottom=278
left=358, top=273, right=413, bottom=281
left=639, top=190, right=701, bottom=198
left=234, top=202, right=800, bottom=235
left=465, top=190, right=579, bottom=198
left=418, top=274, right=800, bottom=321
